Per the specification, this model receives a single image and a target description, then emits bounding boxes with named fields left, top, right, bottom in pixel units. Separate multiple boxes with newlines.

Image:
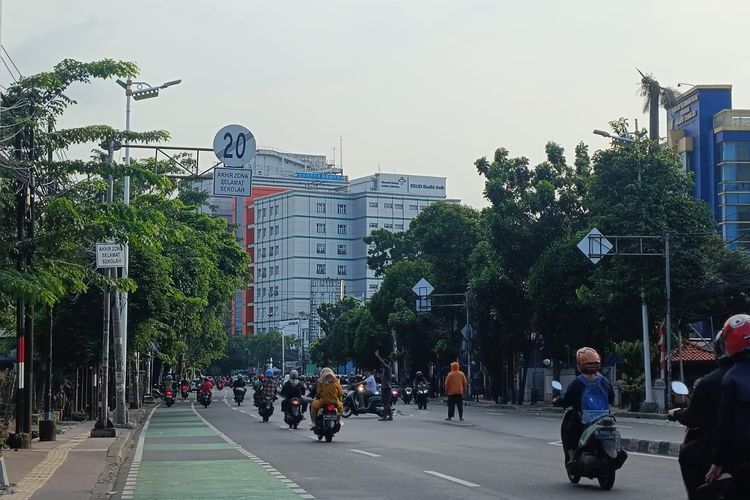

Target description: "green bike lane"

left=117, top=397, right=311, bottom=500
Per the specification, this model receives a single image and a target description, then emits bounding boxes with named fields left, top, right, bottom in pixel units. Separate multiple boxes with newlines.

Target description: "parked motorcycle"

left=198, top=390, right=212, bottom=408
left=401, top=386, right=413, bottom=405
left=313, top=404, right=341, bottom=442
left=342, top=385, right=384, bottom=418
left=233, top=386, right=246, bottom=406
left=164, top=389, right=175, bottom=407
left=180, top=383, right=190, bottom=399
left=415, top=382, right=429, bottom=410
left=258, top=395, right=275, bottom=422
left=283, top=397, right=304, bottom=429
left=552, top=381, right=627, bottom=490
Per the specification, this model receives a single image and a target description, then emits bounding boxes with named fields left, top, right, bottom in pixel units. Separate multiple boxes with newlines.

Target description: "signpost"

left=577, top=228, right=612, bottom=264
left=213, top=124, right=256, bottom=167
left=96, top=243, right=126, bottom=268
left=412, top=278, right=434, bottom=312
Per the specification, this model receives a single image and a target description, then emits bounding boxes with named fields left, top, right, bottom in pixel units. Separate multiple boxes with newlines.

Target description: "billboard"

left=376, top=174, right=446, bottom=197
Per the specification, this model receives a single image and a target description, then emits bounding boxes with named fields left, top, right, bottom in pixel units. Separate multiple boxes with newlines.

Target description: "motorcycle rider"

left=253, top=374, right=265, bottom=407
left=310, top=367, right=344, bottom=428
left=554, top=347, right=614, bottom=467
left=413, top=370, right=428, bottom=391
left=163, top=373, right=174, bottom=392
left=261, top=369, right=277, bottom=402
left=668, top=330, right=734, bottom=500
left=355, top=370, right=377, bottom=411
left=705, top=314, right=750, bottom=491
left=197, top=376, right=213, bottom=404
left=281, top=369, right=308, bottom=416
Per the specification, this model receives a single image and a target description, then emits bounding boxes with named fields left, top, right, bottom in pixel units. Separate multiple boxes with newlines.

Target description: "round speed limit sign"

left=213, top=124, right=256, bottom=167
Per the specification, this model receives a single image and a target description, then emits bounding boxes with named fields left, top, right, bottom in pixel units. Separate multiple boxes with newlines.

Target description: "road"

left=114, top=389, right=687, bottom=500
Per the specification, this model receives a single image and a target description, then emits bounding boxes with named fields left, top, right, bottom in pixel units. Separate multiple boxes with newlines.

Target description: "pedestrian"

left=375, top=350, right=393, bottom=421
left=471, top=373, right=484, bottom=402
left=444, top=361, right=467, bottom=421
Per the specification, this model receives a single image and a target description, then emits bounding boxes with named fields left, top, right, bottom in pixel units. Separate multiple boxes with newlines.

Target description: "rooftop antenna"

left=340, top=134, right=343, bottom=170
left=378, top=163, right=381, bottom=173
left=332, top=146, right=336, bottom=167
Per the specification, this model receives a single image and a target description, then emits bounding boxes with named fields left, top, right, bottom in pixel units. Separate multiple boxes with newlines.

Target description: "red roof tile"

left=670, top=340, right=716, bottom=363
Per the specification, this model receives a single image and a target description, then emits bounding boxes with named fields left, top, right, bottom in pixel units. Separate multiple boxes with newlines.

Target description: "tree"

left=637, top=70, right=679, bottom=141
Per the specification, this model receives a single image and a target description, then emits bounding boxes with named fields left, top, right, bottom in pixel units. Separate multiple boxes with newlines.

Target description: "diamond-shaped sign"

left=577, top=228, right=613, bottom=264
left=412, top=277, right=434, bottom=296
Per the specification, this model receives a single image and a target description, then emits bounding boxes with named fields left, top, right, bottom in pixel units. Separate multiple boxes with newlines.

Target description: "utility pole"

left=92, top=142, right=116, bottom=438
left=39, top=120, right=55, bottom=441
left=24, top=126, right=34, bottom=438
left=13, top=132, right=29, bottom=448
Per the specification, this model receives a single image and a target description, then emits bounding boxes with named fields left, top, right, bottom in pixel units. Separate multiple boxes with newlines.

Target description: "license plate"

left=324, top=414, right=337, bottom=421
left=596, top=429, right=617, bottom=439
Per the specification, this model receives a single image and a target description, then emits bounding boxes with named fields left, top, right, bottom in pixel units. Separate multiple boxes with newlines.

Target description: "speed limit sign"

left=213, top=124, right=256, bottom=167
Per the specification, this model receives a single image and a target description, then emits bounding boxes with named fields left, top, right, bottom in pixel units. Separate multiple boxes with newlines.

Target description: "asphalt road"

left=114, top=389, right=688, bottom=500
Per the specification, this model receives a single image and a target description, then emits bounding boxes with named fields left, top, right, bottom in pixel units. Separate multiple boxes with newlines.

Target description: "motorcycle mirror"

left=671, top=381, right=689, bottom=395
left=551, top=381, right=562, bottom=391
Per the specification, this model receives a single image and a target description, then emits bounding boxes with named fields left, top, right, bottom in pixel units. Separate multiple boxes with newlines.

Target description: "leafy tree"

left=352, top=308, right=392, bottom=369
left=637, top=70, right=679, bottom=141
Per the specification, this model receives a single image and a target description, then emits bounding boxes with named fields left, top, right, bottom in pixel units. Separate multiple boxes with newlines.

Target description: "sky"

left=4, top=0, right=749, bottom=208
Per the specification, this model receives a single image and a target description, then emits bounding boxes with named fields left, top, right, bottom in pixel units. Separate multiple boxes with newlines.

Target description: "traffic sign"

left=416, top=297, right=432, bottom=313
left=213, top=167, right=253, bottom=197
left=96, top=242, right=125, bottom=268
left=577, top=228, right=613, bottom=264
left=412, top=278, right=434, bottom=296
left=213, top=124, right=256, bottom=167
left=461, top=324, right=474, bottom=340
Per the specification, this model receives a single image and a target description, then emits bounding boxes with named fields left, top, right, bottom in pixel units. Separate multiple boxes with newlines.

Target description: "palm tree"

left=637, top=69, right=680, bottom=141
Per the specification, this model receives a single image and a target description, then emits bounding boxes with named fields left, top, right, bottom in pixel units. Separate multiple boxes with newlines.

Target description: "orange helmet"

left=576, top=347, right=601, bottom=374
left=722, top=314, right=750, bottom=358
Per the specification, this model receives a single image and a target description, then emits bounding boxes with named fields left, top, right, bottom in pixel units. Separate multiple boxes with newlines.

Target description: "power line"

left=0, top=56, right=16, bottom=83
left=1, top=45, right=21, bottom=79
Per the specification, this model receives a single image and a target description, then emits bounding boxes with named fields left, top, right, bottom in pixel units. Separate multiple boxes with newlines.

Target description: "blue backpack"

left=578, top=374, right=610, bottom=424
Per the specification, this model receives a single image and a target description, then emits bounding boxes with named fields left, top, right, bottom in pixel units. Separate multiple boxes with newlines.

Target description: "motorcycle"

left=552, top=381, right=627, bottom=490
left=415, top=382, right=429, bottom=410
left=342, top=385, right=384, bottom=418
left=164, top=389, right=175, bottom=407
left=390, top=387, right=400, bottom=406
left=197, top=390, right=212, bottom=408
left=313, top=404, right=341, bottom=442
left=233, top=386, right=246, bottom=405
left=401, top=386, right=413, bottom=405
left=180, top=383, right=190, bottom=399
left=283, top=397, right=304, bottom=429
left=217, top=380, right=225, bottom=390
left=258, top=395, right=275, bottom=422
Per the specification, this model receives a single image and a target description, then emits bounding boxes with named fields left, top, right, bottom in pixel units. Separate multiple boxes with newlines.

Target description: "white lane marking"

left=487, top=411, right=505, bottom=415
left=548, top=441, right=677, bottom=460
left=424, top=471, right=480, bottom=487
left=349, top=449, right=381, bottom=458
left=191, top=403, right=316, bottom=499
left=534, top=417, right=560, bottom=422
left=134, top=404, right=159, bottom=462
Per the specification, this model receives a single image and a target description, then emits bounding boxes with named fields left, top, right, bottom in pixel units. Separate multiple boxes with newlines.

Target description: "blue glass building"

left=667, top=85, right=750, bottom=248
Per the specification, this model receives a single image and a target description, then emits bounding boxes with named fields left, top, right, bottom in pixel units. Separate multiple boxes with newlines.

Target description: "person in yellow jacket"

left=310, top=367, right=345, bottom=424
left=444, top=361, right=467, bottom=421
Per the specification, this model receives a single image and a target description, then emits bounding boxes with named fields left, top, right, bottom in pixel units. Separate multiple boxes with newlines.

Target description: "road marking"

left=487, top=411, right=505, bottom=415
left=349, top=449, right=381, bottom=458
left=191, top=403, right=316, bottom=498
left=424, top=471, right=480, bottom=487
left=119, top=404, right=159, bottom=498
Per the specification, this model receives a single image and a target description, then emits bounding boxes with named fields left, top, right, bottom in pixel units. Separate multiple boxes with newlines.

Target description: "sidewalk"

left=2, top=408, right=146, bottom=499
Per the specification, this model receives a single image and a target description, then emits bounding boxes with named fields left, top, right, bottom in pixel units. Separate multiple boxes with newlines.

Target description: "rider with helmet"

left=669, top=330, right=734, bottom=500
left=253, top=373, right=265, bottom=406
left=261, top=369, right=277, bottom=401
left=705, top=314, right=750, bottom=490
left=281, top=369, right=308, bottom=415
left=163, top=373, right=174, bottom=392
left=554, top=347, right=614, bottom=466
left=413, top=370, right=428, bottom=390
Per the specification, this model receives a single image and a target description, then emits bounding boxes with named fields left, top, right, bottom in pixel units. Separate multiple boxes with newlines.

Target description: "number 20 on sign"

left=213, top=124, right=257, bottom=168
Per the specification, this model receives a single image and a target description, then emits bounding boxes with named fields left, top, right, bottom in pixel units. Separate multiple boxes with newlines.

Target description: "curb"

left=91, top=406, right=149, bottom=500
left=621, top=438, right=681, bottom=457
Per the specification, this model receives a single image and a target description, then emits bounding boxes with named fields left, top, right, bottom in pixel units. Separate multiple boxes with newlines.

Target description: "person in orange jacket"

left=309, top=368, right=345, bottom=426
left=444, top=361, right=468, bottom=421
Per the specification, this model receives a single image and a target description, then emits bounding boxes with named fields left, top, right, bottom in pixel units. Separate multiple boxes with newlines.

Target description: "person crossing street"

left=444, top=361, right=468, bottom=421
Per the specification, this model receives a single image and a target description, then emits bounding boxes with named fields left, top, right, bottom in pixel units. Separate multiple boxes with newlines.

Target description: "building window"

left=384, top=223, right=393, bottom=229
left=317, top=223, right=326, bottom=233
left=409, top=204, right=418, bottom=210
left=269, top=306, right=274, bottom=316
left=262, top=228, right=267, bottom=238
left=369, top=284, right=379, bottom=290
left=262, top=208, right=267, bottom=218
left=274, top=286, right=279, bottom=296
left=337, top=224, right=347, bottom=235
left=395, top=224, right=404, bottom=230
left=261, top=288, right=266, bottom=298
left=317, top=202, right=326, bottom=213
left=369, top=222, right=378, bottom=228
left=337, top=265, right=347, bottom=276
left=274, top=204, right=279, bottom=215
left=337, top=244, right=347, bottom=255
left=317, top=243, right=326, bottom=254
left=337, top=204, right=347, bottom=214
left=420, top=206, right=427, bottom=210
left=274, top=225, right=279, bottom=235
left=395, top=204, right=403, bottom=209
left=274, top=265, right=279, bottom=276
left=274, top=245, right=279, bottom=255
left=316, top=264, right=326, bottom=275
left=261, top=248, right=267, bottom=258
left=369, top=202, right=378, bottom=208
left=262, top=268, right=267, bottom=278
left=269, top=247, right=274, bottom=257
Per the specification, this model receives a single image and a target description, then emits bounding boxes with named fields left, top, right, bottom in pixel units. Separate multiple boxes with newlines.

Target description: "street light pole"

left=114, top=77, right=181, bottom=415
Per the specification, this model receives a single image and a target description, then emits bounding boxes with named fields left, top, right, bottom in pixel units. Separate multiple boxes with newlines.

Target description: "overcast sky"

left=5, top=1, right=747, bottom=208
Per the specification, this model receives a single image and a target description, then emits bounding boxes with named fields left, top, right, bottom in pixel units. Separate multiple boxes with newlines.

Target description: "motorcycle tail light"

left=166, top=391, right=173, bottom=396
left=326, top=404, right=335, bottom=412
left=292, top=400, right=300, bottom=405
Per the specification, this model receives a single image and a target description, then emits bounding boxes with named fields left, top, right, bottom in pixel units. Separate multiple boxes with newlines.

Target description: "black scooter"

left=415, top=382, right=429, bottom=410
left=313, top=404, right=341, bottom=442
left=401, top=386, right=413, bottom=404
left=342, top=386, right=384, bottom=418
left=164, top=389, right=175, bottom=407
left=283, top=397, right=304, bottom=429
left=552, top=381, right=627, bottom=490
left=258, top=395, right=275, bottom=422
left=180, top=383, right=190, bottom=399
left=233, top=386, right=246, bottom=406
left=198, top=390, right=212, bottom=408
